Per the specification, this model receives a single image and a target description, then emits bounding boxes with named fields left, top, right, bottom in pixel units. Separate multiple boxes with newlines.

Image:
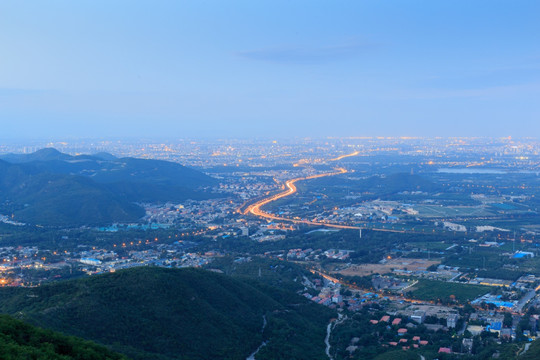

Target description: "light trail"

left=329, top=150, right=360, bottom=161
left=310, top=269, right=429, bottom=304
left=243, top=151, right=361, bottom=229
left=242, top=150, right=409, bottom=232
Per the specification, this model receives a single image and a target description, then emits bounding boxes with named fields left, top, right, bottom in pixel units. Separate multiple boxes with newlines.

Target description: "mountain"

left=92, top=152, right=118, bottom=161
left=0, top=161, right=145, bottom=226
left=0, top=314, right=127, bottom=360
left=0, top=149, right=219, bottom=225
left=0, top=148, right=72, bottom=163
left=0, top=267, right=334, bottom=360
left=18, top=149, right=216, bottom=202
left=0, top=148, right=217, bottom=189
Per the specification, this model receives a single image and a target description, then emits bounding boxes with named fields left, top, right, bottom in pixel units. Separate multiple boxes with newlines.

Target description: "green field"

left=407, top=279, right=491, bottom=303
left=414, top=204, right=493, bottom=218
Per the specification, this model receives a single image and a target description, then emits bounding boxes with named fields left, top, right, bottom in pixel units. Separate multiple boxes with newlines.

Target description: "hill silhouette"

left=0, top=148, right=72, bottom=163
left=0, top=161, right=144, bottom=226
left=0, top=149, right=218, bottom=225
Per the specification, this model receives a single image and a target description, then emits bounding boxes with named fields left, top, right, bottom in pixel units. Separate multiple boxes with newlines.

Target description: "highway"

left=310, top=269, right=429, bottom=304
left=243, top=150, right=361, bottom=229
left=329, top=150, right=360, bottom=161
left=242, top=150, right=409, bottom=233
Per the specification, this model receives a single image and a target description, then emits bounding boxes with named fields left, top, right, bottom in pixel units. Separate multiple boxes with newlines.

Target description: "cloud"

left=405, top=82, right=540, bottom=100
left=409, top=64, right=540, bottom=100
left=237, top=42, right=375, bottom=64
left=426, top=67, right=540, bottom=90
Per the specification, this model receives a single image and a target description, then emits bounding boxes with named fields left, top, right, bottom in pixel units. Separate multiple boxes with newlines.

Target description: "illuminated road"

left=243, top=151, right=361, bottom=229
left=310, top=269, right=428, bottom=304
left=241, top=149, right=413, bottom=233
left=242, top=150, right=411, bottom=232
left=330, top=150, right=359, bottom=161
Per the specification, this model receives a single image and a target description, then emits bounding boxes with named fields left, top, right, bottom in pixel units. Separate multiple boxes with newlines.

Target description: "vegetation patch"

left=406, top=279, right=490, bottom=304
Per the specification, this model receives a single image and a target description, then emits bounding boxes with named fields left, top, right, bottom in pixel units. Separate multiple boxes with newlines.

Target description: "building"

left=501, top=328, right=512, bottom=339
left=447, top=314, right=459, bottom=328
left=462, top=338, right=473, bottom=353
left=80, top=258, right=102, bottom=266
left=411, top=310, right=425, bottom=324
left=467, top=325, right=484, bottom=336
left=513, top=251, right=534, bottom=259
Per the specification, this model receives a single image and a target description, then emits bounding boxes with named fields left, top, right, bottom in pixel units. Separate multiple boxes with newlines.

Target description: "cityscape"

left=2, top=1, right=540, bottom=359
left=1, top=137, right=540, bottom=359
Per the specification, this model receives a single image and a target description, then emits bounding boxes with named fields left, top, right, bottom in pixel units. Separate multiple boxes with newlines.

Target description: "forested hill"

left=0, top=314, right=127, bottom=360
left=0, top=267, right=334, bottom=360
left=520, top=339, right=540, bottom=360
left=0, top=161, right=145, bottom=226
left=0, top=148, right=218, bottom=226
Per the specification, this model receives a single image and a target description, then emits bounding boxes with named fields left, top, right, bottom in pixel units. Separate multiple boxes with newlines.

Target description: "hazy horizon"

left=2, top=1, right=539, bottom=139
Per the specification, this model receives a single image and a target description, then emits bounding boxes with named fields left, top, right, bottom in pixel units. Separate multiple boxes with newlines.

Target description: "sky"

left=1, top=0, right=539, bottom=139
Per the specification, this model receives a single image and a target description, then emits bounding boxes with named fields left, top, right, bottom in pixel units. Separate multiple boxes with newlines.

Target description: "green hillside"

left=519, top=339, right=540, bottom=360
left=0, top=267, right=334, bottom=360
left=0, top=161, right=144, bottom=226
left=0, top=148, right=218, bottom=191
left=0, top=314, right=127, bottom=360
left=0, top=148, right=72, bottom=163
left=0, top=148, right=219, bottom=225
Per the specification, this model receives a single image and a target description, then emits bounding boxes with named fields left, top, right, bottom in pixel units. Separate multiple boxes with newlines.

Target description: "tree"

left=503, top=313, right=513, bottom=328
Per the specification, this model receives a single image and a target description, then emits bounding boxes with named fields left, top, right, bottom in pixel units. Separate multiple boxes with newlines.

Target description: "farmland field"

left=406, top=279, right=491, bottom=303
left=335, top=258, right=441, bottom=277
left=413, top=205, right=494, bottom=218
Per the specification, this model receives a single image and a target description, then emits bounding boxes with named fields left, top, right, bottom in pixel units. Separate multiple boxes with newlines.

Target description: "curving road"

left=243, top=150, right=361, bottom=229
left=242, top=150, right=410, bottom=233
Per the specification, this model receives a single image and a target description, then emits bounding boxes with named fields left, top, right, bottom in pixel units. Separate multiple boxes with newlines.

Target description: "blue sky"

left=1, top=1, right=539, bottom=138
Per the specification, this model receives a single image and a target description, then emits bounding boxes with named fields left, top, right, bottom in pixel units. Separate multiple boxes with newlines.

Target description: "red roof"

left=380, top=315, right=390, bottom=322
left=397, top=328, right=408, bottom=334
left=392, top=318, right=402, bottom=325
left=438, top=347, right=452, bottom=353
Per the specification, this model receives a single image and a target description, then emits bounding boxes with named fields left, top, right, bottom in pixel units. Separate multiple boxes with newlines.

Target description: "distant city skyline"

left=1, top=1, right=539, bottom=138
